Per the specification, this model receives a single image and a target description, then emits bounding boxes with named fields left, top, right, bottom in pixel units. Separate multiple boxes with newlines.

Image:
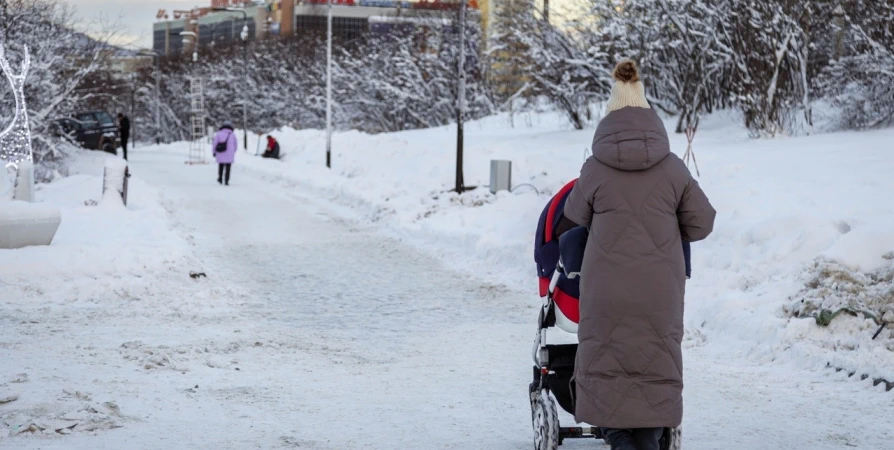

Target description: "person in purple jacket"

left=212, top=121, right=238, bottom=185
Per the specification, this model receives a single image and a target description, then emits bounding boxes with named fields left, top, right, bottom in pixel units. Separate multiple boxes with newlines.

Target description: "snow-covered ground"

left=2, top=112, right=893, bottom=449
left=231, top=111, right=894, bottom=382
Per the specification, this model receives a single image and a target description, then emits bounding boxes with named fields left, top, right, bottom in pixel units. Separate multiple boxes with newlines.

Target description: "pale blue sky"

left=68, top=0, right=199, bottom=49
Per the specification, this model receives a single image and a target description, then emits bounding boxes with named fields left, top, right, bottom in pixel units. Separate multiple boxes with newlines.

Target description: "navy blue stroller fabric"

left=558, top=226, right=589, bottom=275
left=534, top=180, right=578, bottom=296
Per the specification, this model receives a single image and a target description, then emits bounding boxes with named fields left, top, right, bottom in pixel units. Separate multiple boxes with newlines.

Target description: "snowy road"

left=2, top=148, right=893, bottom=449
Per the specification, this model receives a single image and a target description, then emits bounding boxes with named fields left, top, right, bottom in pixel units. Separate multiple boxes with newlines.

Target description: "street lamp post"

left=130, top=72, right=136, bottom=147
left=213, top=7, right=250, bottom=151
left=139, top=50, right=161, bottom=144
left=240, top=20, right=249, bottom=151
left=326, top=0, right=333, bottom=169
left=455, top=0, right=466, bottom=193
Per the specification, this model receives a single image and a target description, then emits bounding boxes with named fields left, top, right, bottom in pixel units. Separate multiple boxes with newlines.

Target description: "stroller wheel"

left=660, top=426, right=682, bottom=450
left=531, top=390, right=559, bottom=450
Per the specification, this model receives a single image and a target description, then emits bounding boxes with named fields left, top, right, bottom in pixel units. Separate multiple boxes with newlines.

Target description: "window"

left=75, top=113, right=99, bottom=129
left=169, top=27, right=185, bottom=54
left=153, top=29, right=167, bottom=54
left=95, top=112, right=116, bottom=127
left=295, top=15, right=368, bottom=42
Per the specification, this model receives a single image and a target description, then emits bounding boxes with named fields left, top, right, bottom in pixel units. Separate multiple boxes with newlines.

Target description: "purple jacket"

left=212, top=126, right=238, bottom=164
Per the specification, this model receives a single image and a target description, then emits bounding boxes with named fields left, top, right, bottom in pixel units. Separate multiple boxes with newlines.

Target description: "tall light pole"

left=130, top=72, right=136, bottom=148
left=454, top=0, right=466, bottom=193
left=326, top=0, right=333, bottom=169
left=213, top=7, right=250, bottom=151
left=139, top=50, right=161, bottom=144
left=241, top=22, right=249, bottom=151
left=153, top=55, right=160, bottom=144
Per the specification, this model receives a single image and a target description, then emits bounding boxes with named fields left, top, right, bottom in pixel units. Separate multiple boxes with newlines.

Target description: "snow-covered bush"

left=786, top=255, right=894, bottom=330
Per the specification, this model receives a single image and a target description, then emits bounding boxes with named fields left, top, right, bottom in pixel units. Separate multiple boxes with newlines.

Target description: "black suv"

left=54, top=111, right=121, bottom=154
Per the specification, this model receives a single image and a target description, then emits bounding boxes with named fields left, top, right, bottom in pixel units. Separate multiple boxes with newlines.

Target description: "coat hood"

left=591, top=107, right=670, bottom=171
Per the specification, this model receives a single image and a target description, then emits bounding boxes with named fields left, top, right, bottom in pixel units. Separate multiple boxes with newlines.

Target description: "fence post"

left=102, top=158, right=130, bottom=206
left=13, top=160, right=35, bottom=202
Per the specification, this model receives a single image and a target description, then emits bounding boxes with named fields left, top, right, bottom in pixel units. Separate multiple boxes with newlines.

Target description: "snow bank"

left=823, top=225, right=894, bottom=272
left=151, top=111, right=894, bottom=382
left=1, top=150, right=189, bottom=298
left=0, top=200, right=61, bottom=249
left=0, top=151, right=197, bottom=441
left=0, top=200, right=60, bottom=224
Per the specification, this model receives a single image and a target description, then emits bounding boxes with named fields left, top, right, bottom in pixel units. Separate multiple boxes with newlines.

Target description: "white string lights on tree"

left=0, top=44, right=33, bottom=171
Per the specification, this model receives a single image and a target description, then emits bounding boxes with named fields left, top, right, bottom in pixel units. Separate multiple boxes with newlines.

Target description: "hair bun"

left=613, top=60, right=640, bottom=83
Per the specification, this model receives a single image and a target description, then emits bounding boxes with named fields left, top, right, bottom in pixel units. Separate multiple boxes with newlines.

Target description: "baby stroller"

left=530, top=179, right=687, bottom=450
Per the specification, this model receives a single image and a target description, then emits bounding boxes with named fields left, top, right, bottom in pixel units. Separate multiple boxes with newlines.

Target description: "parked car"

left=53, top=111, right=120, bottom=154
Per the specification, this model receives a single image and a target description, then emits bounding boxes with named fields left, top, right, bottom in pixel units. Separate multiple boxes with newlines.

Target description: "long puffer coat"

left=212, top=126, right=238, bottom=164
left=564, top=106, right=716, bottom=429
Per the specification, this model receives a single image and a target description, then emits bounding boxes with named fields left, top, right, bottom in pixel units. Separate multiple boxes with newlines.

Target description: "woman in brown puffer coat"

left=564, top=60, right=716, bottom=450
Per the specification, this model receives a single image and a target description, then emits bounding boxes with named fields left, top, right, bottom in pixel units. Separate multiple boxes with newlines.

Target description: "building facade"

left=153, top=5, right=263, bottom=56
left=152, top=1, right=486, bottom=57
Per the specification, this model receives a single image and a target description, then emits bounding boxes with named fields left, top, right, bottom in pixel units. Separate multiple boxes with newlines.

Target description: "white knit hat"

left=605, top=60, right=651, bottom=113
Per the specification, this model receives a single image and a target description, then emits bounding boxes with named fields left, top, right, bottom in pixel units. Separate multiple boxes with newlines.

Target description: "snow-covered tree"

left=487, top=1, right=617, bottom=129
left=335, top=15, right=490, bottom=132
left=0, top=0, right=120, bottom=179
left=532, top=17, right=612, bottom=129
left=816, top=2, right=894, bottom=130
left=33, top=0, right=894, bottom=155
left=714, top=0, right=816, bottom=136
left=563, top=0, right=728, bottom=132
left=485, top=0, right=538, bottom=105
left=127, top=37, right=328, bottom=143
left=133, top=10, right=492, bottom=140
left=521, top=0, right=867, bottom=136
left=643, top=0, right=731, bottom=133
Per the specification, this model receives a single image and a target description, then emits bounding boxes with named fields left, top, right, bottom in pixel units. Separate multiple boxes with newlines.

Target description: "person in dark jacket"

left=262, top=135, right=280, bottom=159
left=564, top=60, right=716, bottom=450
left=117, top=113, right=130, bottom=160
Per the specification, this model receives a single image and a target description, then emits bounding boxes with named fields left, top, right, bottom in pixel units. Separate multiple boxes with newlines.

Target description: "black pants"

left=217, top=163, right=231, bottom=185
left=603, top=428, right=663, bottom=450
left=121, top=136, right=129, bottom=160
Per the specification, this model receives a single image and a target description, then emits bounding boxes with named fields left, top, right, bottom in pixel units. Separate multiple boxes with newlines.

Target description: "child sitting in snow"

left=262, top=135, right=281, bottom=159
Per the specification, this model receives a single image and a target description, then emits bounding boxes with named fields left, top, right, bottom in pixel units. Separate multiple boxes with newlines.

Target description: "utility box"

left=490, top=160, right=512, bottom=194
